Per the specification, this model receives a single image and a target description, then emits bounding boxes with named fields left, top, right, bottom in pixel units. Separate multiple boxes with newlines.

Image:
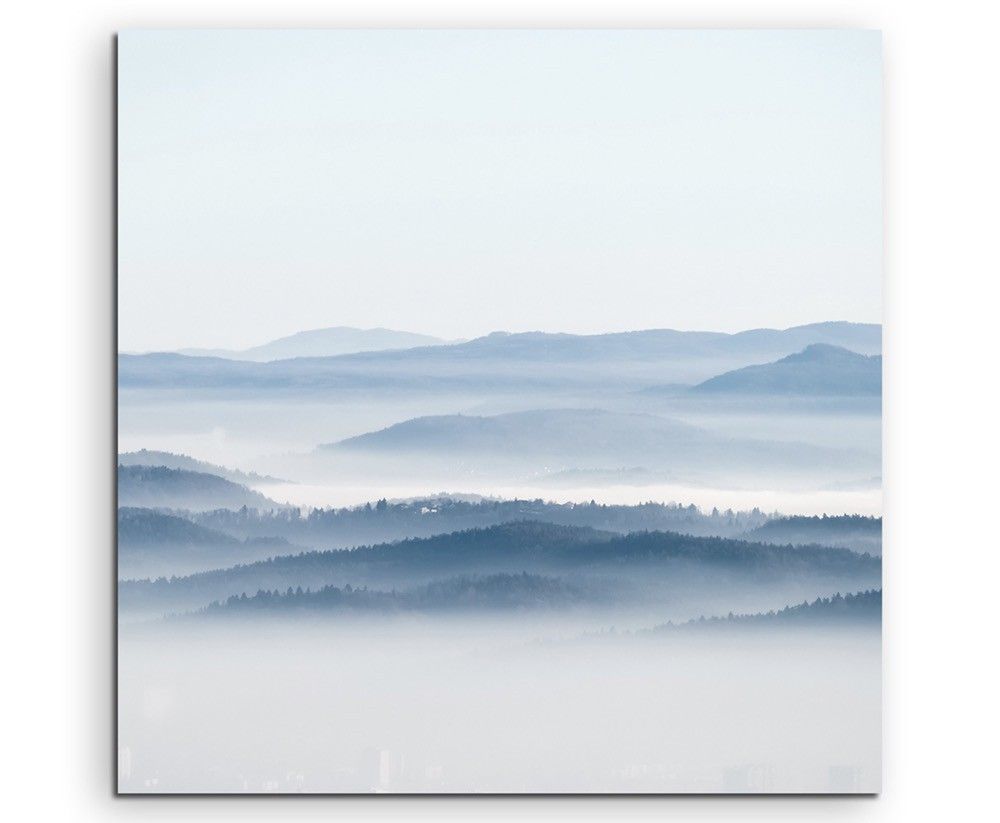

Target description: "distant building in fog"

left=723, top=764, right=774, bottom=792
left=829, top=765, right=863, bottom=792
left=379, top=749, right=406, bottom=790
left=117, top=746, right=132, bottom=784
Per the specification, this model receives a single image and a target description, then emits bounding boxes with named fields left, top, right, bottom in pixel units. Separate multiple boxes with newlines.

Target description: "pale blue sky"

left=118, top=29, right=881, bottom=351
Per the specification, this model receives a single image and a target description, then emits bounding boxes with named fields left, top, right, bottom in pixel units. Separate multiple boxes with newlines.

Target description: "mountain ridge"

left=118, top=449, right=285, bottom=485
left=178, top=326, right=450, bottom=361
left=646, top=589, right=882, bottom=634
left=117, top=465, right=284, bottom=512
left=118, top=507, right=297, bottom=579
left=318, top=407, right=876, bottom=481
left=119, top=520, right=881, bottom=618
left=120, top=322, right=882, bottom=391
left=691, top=344, right=882, bottom=396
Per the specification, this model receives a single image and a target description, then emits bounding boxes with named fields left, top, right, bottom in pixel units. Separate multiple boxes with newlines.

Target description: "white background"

left=2, top=1, right=998, bottom=821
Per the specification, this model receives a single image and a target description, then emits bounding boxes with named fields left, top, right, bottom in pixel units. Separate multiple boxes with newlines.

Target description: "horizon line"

left=119, top=319, right=882, bottom=356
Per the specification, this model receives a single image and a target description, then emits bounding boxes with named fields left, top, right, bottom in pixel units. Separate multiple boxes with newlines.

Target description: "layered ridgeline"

left=117, top=451, right=879, bottom=582
left=690, top=344, right=882, bottom=396
left=318, top=408, right=877, bottom=484
left=745, top=515, right=882, bottom=555
left=198, top=582, right=881, bottom=629
left=644, top=589, right=881, bottom=635
left=118, top=508, right=300, bottom=579
left=185, top=497, right=774, bottom=548
left=118, top=450, right=284, bottom=485
left=120, top=322, right=880, bottom=393
left=121, top=521, right=881, bottom=619
left=199, top=572, right=605, bottom=617
left=178, top=326, right=449, bottom=361
left=117, top=465, right=284, bottom=512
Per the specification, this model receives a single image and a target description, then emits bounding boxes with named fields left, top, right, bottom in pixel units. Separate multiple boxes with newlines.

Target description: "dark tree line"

left=200, top=572, right=595, bottom=616
left=122, top=520, right=880, bottom=616
left=649, top=589, right=882, bottom=633
left=183, top=498, right=773, bottom=549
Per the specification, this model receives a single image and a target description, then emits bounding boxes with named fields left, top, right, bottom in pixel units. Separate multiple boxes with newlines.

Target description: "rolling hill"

left=117, top=449, right=283, bottom=485
left=117, top=465, right=283, bottom=512
left=328, top=409, right=704, bottom=456
left=321, top=407, right=876, bottom=481
left=120, top=322, right=881, bottom=393
left=691, top=344, right=882, bottom=396
left=200, top=572, right=602, bottom=617
left=188, top=497, right=773, bottom=549
left=744, top=515, right=882, bottom=555
left=646, top=589, right=881, bottom=634
left=120, top=521, right=881, bottom=617
left=179, top=326, right=448, bottom=361
left=118, top=507, right=297, bottom=578
left=119, top=507, right=240, bottom=548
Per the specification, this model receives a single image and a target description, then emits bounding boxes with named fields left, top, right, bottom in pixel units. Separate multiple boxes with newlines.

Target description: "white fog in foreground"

left=119, top=620, right=880, bottom=794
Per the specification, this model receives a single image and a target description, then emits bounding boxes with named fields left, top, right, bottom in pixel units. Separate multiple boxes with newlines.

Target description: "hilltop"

left=691, top=344, right=881, bottom=396
left=179, top=326, right=448, bottom=361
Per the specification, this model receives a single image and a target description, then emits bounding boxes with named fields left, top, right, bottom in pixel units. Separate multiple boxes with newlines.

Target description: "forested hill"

left=117, top=449, right=284, bottom=485
left=199, top=572, right=601, bottom=617
left=118, top=507, right=298, bottom=579
left=187, top=497, right=773, bottom=548
left=119, top=507, right=240, bottom=547
left=120, top=521, right=881, bottom=616
left=744, top=515, right=882, bottom=554
left=118, top=465, right=282, bottom=512
left=647, top=589, right=882, bottom=633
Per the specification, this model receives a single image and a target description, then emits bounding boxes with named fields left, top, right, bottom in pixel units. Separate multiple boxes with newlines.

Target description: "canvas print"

left=117, top=30, right=882, bottom=794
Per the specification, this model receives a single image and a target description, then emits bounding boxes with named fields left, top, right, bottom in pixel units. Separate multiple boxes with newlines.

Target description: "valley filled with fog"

left=117, top=322, right=882, bottom=793
left=121, top=619, right=879, bottom=793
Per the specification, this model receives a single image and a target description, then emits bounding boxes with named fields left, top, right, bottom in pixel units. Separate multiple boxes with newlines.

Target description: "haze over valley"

left=113, top=28, right=887, bottom=795
left=118, top=320, right=882, bottom=793
left=119, top=322, right=882, bottom=503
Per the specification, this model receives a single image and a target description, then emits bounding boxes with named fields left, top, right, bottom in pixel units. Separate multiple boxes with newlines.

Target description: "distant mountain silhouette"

left=691, top=344, right=881, bottom=396
left=179, top=326, right=449, bottom=361
left=452, top=322, right=879, bottom=361
left=322, top=407, right=875, bottom=479
left=118, top=449, right=284, bottom=485
left=120, top=322, right=881, bottom=392
left=329, top=409, right=702, bottom=456
left=117, top=465, right=283, bottom=512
